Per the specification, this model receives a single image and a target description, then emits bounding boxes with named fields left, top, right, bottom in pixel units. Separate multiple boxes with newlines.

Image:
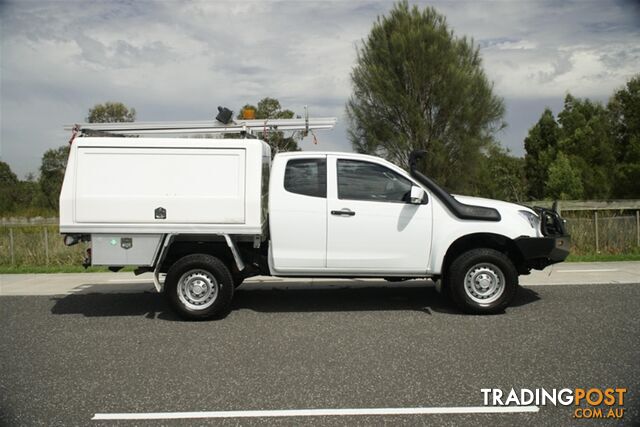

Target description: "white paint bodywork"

left=75, top=147, right=246, bottom=224
left=268, top=152, right=538, bottom=277
left=425, top=194, right=537, bottom=275
left=325, top=154, right=431, bottom=274
left=61, top=137, right=538, bottom=277
left=268, top=153, right=328, bottom=269
left=60, top=137, right=270, bottom=234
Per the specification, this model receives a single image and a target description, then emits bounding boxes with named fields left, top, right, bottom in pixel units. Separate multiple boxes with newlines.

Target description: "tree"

left=39, top=146, right=69, bottom=210
left=87, top=101, right=136, bottom=123
left=346, top=1, right=504, bottom=193
left=474, top=146, right=528, bottom=202
left=524, top=94, right=618, bottom=200
left=524, top=108, right=559, bottom=199
left=17, top=174, right=47, bottom=213
left=556, top=94, right=614, bottom=199
left=0, top=161, right=19, bottom=214
left=544, top=152, right=583, bottom=200
left=237, top=97, right=301, bottom=153
left=608, top=74, right=640, bottom=198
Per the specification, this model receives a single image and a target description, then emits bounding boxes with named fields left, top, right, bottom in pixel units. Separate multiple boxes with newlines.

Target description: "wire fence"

left=0, top=224, right=87, bottom=267
left=562, top=211, right=640, bottom=254
left=531, top=200, right=640, bottom=255
left=1, top=204, right=640, bottom=267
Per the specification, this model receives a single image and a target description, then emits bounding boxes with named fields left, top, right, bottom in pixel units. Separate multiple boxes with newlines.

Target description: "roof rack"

left=64, top=117, right=337, bottom=136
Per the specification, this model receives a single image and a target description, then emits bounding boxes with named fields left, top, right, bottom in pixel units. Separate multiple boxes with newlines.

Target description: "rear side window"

left=284, top=158, right=326, bottom=198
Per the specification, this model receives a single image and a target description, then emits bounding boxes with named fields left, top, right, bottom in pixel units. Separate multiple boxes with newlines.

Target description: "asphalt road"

left=1, top=272, right=639, bottom=425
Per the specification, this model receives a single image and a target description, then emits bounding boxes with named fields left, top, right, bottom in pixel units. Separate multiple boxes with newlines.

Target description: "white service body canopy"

left=59, top=137, right=271, bottom=235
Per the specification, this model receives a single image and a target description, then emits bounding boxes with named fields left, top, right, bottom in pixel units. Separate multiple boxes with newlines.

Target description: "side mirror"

left=410, top=185, right=426, bottom=204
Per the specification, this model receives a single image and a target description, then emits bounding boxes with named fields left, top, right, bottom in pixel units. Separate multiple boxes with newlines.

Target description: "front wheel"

left=165, top=254, right=234, bottom=320
left=445, top=248, right=517, bottom=314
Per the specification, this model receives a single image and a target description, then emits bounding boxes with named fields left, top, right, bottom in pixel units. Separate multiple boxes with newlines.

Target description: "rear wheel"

left=165, top=254, right=234, bottom=320
left=445, top=248, right=517, bottom=314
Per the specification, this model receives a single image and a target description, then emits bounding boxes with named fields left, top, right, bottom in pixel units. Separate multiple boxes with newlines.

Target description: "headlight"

left=518, top=210, right=540, bottom=232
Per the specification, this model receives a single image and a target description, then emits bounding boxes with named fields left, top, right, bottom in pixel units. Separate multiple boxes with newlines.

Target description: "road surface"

left=1, top=262, right=639, bottom=425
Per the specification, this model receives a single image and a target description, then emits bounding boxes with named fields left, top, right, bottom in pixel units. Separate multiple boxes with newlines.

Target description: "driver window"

left=337, top=159, right=412, bottom=203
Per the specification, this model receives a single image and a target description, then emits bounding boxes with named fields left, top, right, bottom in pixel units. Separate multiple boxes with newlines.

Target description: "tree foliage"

left=557, top=95, right=614, bottom=199
left=544, top=152, right=584, bottom=200
left=524, top=74, right=640, bottom=200
left=39, top=146, right=69, bottom=210
left=347, top=1, right=504, bottom=193
left=524, top=108, right=559, bottom=199
left=87, top=101, right=136, bottom=123
left=237, top=97, right=300, bottom=153
left=0, top=163, right=46, bottom=216
left=242, top=98, right=295, bottom=121
left=475, top=146, right=528, bottom=202
left=0, top=161, right=19, bottom=213
left=608, top=75, right=640, bottom=198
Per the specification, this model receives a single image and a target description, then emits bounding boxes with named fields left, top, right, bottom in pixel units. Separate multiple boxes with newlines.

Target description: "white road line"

left=556, top=269, right=618, bottom=273
left=92, top=406, right=539, bottom=420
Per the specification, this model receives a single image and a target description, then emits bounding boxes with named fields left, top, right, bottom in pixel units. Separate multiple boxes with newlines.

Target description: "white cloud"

left=497, top=40, right=537, bottom=50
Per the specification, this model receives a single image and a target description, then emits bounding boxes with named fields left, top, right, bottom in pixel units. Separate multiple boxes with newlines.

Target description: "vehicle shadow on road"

left=233, top=285, right=445, bottom=314
left=50, top=291, right=179, bottom=320
left=427, top=285, right=541, bottom=315
left=49, top=284, right=540, bottom=319
left=233, top=285, right=540, bottom=315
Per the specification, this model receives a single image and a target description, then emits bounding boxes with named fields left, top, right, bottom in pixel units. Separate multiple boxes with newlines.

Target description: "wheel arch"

left=440, top=233, right=526, bottom=279
left=159, top=236, right=238, bottom=274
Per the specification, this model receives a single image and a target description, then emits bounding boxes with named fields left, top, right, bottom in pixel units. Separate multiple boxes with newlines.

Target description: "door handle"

left=331, top=209, right=356, bottom=216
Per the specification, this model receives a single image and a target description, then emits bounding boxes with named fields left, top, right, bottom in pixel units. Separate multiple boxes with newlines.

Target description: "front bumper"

left=515, top=235, right=571, bottom=270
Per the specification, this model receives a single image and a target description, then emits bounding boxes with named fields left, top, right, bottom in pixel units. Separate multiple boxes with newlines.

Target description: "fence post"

left=636, top=210, right=640, bottom=247
left=44, top=228, right=49, bottom=265
left=9, top=228, right=15, bottom=266
left=594, top=210, right=599, bottom=253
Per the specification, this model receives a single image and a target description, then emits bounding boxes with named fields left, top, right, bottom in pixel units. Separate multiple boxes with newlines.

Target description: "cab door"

left=326, top=155, right=432, bottom=274
left=269, top=155, right=327, bottom=270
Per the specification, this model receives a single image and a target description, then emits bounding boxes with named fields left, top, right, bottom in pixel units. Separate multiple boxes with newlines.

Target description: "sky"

left=1, top=0, right=639, bottom=178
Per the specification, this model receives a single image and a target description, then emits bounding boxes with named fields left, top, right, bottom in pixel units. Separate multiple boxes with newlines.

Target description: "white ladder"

left=64, top=117, right=337, bottom=136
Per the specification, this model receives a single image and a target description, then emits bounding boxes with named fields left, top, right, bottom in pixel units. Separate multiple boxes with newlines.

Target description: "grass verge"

left=566, top=252, right=640, bottom=262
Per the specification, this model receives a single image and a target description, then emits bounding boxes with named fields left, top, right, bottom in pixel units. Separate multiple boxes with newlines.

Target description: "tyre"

left=445, top=248, right=517, bottom=314
left=165, top=254, right=234, bottom=320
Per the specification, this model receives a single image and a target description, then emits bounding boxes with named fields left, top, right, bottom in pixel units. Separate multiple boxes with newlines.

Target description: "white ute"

left=60, top=116, right=570, bottom=319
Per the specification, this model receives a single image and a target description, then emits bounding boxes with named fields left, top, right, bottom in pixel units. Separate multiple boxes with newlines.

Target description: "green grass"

left=1, top=208, right=58, bottom=219
left=566, top=252, right=640, bottom=262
